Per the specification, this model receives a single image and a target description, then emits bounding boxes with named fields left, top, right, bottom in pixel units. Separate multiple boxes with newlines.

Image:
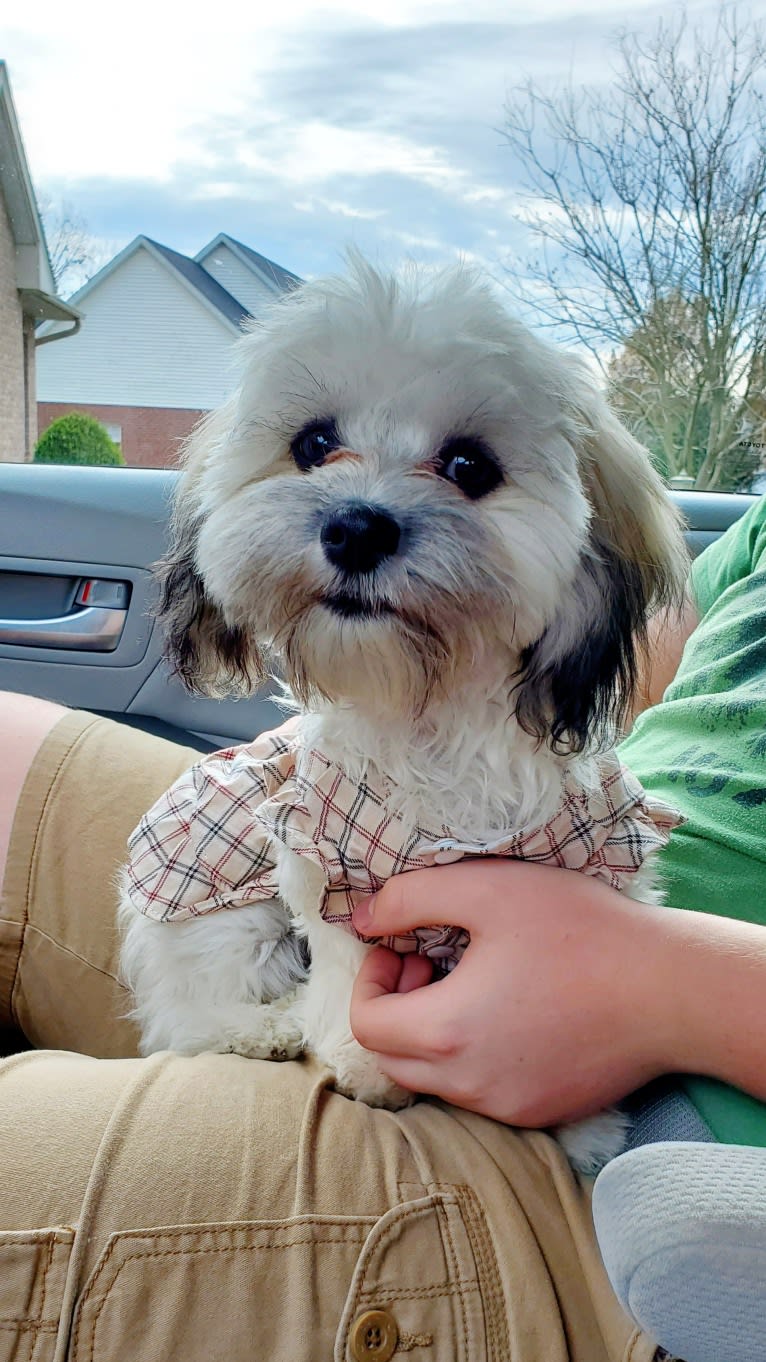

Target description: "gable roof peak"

left=196, top=233, right=301, bottom=294
left=59, top=235, right=247, bottom=332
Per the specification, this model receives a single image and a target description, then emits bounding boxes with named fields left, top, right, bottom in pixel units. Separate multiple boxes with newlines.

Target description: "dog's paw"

left=157, top=997, right=304, bottom=1062
left=224, top=996, right=305, bottom=1060
left=554, top=1108, right=629, bottom=1177
left=322, top=1037, right=413, bottom=1110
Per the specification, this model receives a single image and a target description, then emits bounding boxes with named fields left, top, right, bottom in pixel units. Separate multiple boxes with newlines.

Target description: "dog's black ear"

left=152, top=403, right=266, bottom=699
left=514, top=380, right=689, bottom=754
left=514, top=532, right=649, bottom=753
left=153, top=504, right=265, bottom=700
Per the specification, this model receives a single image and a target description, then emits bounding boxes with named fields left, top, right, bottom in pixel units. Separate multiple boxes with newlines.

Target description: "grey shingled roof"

left=223, top=235, right=302, bottom=292
left=146, top=238, right=249, bottom=328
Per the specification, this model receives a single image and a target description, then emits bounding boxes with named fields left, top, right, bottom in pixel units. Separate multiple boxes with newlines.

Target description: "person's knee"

left=0, top=691, right=70, bottom=886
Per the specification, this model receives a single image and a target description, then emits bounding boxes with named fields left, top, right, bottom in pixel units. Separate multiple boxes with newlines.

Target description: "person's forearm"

left=629, top=594, right=698, bottom=724
left=657, top=907, right=766, bottom=1102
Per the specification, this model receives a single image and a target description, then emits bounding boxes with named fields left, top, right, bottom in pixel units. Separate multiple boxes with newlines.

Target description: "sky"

left=0, top=0, right=757, bottom=300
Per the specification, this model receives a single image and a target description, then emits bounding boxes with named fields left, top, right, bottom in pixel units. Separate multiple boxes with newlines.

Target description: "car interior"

left=0, top=461, right=756, bottom=748
left=3, top=5, right=766, bottom=1358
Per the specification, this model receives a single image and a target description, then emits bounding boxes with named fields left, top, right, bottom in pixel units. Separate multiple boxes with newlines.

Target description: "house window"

left=105, top=424, right=122, bottom=447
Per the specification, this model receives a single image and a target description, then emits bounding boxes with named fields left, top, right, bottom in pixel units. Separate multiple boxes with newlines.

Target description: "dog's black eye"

left=437, top=437, right=502, bottom=500
left=290, top=420, right=341, bottom=470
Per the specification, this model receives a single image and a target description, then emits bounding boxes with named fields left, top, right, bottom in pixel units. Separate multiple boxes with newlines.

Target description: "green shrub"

left=34, top=413, right=125, bottom=466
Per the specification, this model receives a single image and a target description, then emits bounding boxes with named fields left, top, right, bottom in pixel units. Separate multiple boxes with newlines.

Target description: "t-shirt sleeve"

left=124, top=728, right=297, bottom=921
left=691, top=495, right=766, bottom=618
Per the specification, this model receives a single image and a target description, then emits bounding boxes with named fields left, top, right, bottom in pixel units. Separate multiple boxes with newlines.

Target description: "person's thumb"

left=352, top=865, right=467, bottom=937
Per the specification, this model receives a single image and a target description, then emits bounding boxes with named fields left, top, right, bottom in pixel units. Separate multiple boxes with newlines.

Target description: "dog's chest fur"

left=275, top=702, right=570, bottom=935
left=300, top=696, right=568, bottom=845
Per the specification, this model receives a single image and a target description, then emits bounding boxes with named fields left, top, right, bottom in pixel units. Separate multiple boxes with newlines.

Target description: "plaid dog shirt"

left=125, top=724, right=682, bottom=971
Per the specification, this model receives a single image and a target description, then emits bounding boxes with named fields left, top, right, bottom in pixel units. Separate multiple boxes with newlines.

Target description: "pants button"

left=349, top=1308, right=399, bottom=1360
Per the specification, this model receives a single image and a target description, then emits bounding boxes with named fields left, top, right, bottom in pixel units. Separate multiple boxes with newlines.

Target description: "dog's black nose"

left=320, top=502, right=401, bottom=575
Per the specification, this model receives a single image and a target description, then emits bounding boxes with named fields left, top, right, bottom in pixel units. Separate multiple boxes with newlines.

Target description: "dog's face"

left=159, top=258, right=687, bottom=752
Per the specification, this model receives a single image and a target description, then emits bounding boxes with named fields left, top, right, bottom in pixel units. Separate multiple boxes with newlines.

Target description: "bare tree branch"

left=501, top=6, right=766, bottom=489
left=38, top=197, right=103, bottom=296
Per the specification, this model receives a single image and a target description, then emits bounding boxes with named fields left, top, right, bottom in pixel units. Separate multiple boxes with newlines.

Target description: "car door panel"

left=124, top=658, right=284, bottom=746
left=0, top=464, right=284, bottom=743
left=673, top=490, right=757, bottom=557
left=0, top=463, right=758, bottom=746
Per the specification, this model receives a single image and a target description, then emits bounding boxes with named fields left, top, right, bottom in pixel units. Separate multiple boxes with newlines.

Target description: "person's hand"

left=349, top=860, right=678, bottom=1126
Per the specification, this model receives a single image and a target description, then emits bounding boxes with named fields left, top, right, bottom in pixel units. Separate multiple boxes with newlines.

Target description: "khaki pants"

left=0, top=711, right=658, bottom=1362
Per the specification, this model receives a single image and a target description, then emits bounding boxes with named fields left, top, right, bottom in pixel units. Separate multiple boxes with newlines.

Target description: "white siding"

left=36, top=245, right=240, bottom=408
left=198, top=243, right=277, bottom=316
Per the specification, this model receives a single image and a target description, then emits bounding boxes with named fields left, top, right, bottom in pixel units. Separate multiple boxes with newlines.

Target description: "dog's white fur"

left=119, top=257, right=687, bottom=1174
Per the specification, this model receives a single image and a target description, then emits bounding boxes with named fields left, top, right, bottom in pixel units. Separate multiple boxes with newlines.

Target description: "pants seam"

left=438, top=1199, right=470, bottom=1362
left=359, top=1283, right=480, bottom=1303
left=458, top=1186, right=509, bottom=1362
left=8, top=718, right=102, bottom=1028
left=0, top=1321, right=57, bottom=1331
left=20, top=923, right=125, bottom=988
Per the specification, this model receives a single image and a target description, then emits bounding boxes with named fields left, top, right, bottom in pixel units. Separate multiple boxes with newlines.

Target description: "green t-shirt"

left=618, top=495, right=766, bottom=1145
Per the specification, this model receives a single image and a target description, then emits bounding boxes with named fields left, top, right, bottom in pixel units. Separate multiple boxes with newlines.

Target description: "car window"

left=1, top=3, right=763, bottom=494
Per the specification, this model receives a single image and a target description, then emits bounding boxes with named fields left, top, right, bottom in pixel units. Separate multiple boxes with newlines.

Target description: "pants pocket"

left=67, top=1190, right=505, bottom=1362
left=337, top=1187, right=507, bottom=1362
left=69, top=1217, right=375, bottom=1362
left=0, top=1228, right=75, bottom=1362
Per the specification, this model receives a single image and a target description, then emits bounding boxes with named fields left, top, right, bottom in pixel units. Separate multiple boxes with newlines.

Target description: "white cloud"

left=189, top=181, right=252, bottom=202
left=462, top=186, right=512, bottom=205
left=0, top=0, right=741, bottom=286
left=2, top=0, right=685, bottom=186
left=293, top=197, right=386, bottom=219
left=234, top=122, right=466, bottom=193
left=385, top=229, right=449, bottom=251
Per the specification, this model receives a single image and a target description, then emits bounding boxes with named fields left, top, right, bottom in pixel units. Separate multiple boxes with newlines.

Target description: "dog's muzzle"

left=320, top=501, right=401, bottom=575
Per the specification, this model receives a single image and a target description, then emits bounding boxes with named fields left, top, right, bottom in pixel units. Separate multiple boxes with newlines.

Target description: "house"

left=36, top=234, right=301, bottom=468
left=0, top=62, right=80, bottom=461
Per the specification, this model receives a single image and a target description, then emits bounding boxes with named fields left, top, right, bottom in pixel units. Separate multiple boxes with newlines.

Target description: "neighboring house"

left=37, top=234, right=301, bottom=468
left=0, top=62, right=80, bottom=461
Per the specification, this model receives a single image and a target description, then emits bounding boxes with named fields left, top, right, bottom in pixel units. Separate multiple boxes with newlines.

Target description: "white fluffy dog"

left=119, top=257, right=688, bottom=1173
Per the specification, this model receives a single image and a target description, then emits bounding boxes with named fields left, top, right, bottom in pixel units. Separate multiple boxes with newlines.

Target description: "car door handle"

left=0, top=604, right=128, bottom=651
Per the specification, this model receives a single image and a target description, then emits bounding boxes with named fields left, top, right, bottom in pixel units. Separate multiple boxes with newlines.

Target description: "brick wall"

left=36, top=402, right=207, bottom=468
left=0, top=193, right=28, bottom=462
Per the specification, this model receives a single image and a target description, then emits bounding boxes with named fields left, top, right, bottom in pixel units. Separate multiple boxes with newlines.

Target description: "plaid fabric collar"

left=126, top=724, right=682, bottom=972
